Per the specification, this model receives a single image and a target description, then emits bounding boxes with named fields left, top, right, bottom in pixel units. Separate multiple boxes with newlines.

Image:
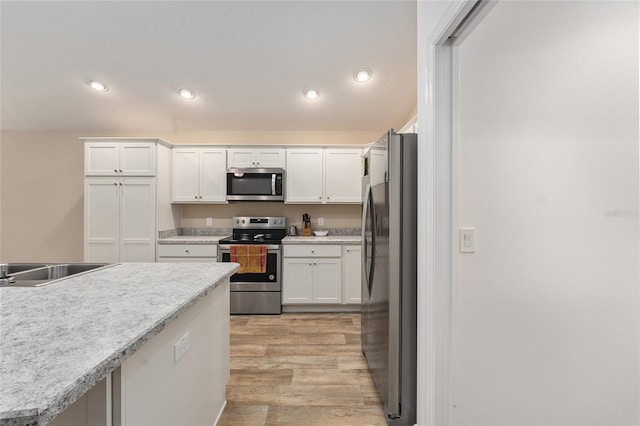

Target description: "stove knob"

left=241, top=219, right=246, bottom=224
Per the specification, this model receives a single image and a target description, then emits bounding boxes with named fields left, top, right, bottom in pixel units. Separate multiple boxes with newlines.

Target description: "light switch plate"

left=206, top=217, right=213, bottom=227
left=459, top=228, right=476, bottom=253
left=318, top=217, right=325, bottom=226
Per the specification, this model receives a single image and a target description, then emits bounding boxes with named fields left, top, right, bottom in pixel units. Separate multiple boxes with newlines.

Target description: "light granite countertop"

left=0, top=262, right=239, bottom=426
left=157, top=235, right=229, bottom=244
left=282, top=235, right=361, bottom=244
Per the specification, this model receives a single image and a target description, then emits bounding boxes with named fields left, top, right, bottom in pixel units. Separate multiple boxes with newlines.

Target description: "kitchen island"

left=0, top=262, right=238, bottom=426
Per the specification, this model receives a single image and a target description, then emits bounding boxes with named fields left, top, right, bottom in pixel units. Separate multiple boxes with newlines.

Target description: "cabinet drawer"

left=157, top=244, right=217, bottom=258
left=283, top=245, right=341, bottom=258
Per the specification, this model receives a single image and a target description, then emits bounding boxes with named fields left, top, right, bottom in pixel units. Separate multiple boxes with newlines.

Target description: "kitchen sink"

left=2, top=263, right=117, bottom=287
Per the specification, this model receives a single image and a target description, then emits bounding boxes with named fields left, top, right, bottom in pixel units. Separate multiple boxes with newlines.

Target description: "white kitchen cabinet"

left=85, top=141, right=156, bottom=176
left=172, top=147, right=226, bottom=203
left=285, top=148, right=362, bottom=204
left=285, top=148, right=324, bottom=203
left=342, top=245, right=362, bottom=304
left=157, top=243, right=218, bottom=262
left=84, top=177, right=156, bottom=263
left=112, top=281, right=229, bottom=426
left=282, top=244, right=342, bottom=304
left=324, top=149, right=362, bottom=203
left=227, top=148, right=285, bottom=168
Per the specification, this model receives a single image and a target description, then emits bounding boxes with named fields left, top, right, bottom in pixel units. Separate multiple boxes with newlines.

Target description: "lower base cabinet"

left=113, top=281, right=229, bottom=426
left=282, top=243, right=361, bottom=311
left=156, top=243, right=217, bottom=262
left=49, top=281, right=230, bottom=426
left=282, top=256, right=342, bottom=304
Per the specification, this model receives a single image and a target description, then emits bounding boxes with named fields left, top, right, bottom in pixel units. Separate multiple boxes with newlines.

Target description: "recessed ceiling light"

left=354, top=69, right=372, bottom=83
left=89, top=80, right=108, bottom=92
left=304, top=89, right=319, bottom=99
left=178, top=88, right=196, bottom=99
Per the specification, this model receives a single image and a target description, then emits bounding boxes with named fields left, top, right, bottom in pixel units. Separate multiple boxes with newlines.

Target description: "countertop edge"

left=1, top=264, right=239, bottom=426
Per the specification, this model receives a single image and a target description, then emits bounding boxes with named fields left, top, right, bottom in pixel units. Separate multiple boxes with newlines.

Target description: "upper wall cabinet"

left=85, top=141, right=156, bottom=176
left=286, top=149, right=325, bottom=203
left=172, top=147, right=227, bottom=203
left=324, top=149, right=363, bottom=203
left=227, top=148, right=285, bottom=168
left=286, top=148, right=362, bottom=204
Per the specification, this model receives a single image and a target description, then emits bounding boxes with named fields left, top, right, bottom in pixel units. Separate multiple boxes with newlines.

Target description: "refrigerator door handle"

left=362, top=183, right=376, bottom=297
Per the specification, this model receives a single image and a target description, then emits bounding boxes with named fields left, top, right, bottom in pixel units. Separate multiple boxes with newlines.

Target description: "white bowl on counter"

left=313, top=230, right=329, bottom=237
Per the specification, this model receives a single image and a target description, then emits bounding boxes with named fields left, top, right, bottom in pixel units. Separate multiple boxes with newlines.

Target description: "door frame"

left=416, top=1, right=492, bottom=424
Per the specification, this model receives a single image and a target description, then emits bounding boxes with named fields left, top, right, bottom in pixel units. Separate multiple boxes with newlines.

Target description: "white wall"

left=453, top=1, right=638, bottom=424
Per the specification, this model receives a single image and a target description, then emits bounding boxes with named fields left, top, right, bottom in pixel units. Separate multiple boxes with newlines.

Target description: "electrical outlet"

left=174, top=331, right=190, bottom=364
left=206, top=217, right=213, bottom=227
left=318, top=217, right=324, bottom=226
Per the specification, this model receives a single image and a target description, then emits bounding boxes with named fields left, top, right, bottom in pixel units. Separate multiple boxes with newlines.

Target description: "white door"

left=313, top=258, right=341, bottom=303
left=324, top=149, right=362, bottom=203
left=342, top=246, right=361, bottom=304
left=450, top=2, right=639, bottom=424
left=120, top=178, right=156, bottom=262
left=285, top=149, right=324, bottom=203
left=282, top=258, right=314, bottom=303
left=172, top=148, right=200, bottom=202
left=254, top=149, right=285, bottom=168
left=119, top=143, right=156, bottom=176
left=227, top=149, right=255, bottom=168
left=85, top=178, right=120, bottom=263
left=85, top=143, right=120, bottom=176
left=200, top=149, right=227, bottom=202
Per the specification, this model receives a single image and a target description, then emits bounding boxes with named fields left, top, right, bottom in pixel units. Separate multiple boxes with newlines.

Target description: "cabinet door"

left=227, top=149, right=256, bottom=168
left=200, top=149, right=227, bottom=202
left=313, top=258, right=342, bottom=303
left=85, top=143, right=120, bottom=176
left=85, top=178, right=120, bottom=263
left=254, top=149, right=285, bottom=168
left=285, top=149, right=324, bottom=203
left=282, top=258, right=314, bottom=303
left=342, top=245, right=362, bottom=304
left=172, top=148, right=200, bottom=202
left=119, top=142, right=156, bottom=176
left=325, top=149, right=362, bottom=203
left=120, top=178, right=156, bottom=262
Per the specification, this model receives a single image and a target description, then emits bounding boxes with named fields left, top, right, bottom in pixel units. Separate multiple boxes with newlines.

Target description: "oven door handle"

left=220, top=245, right=282, bottom=252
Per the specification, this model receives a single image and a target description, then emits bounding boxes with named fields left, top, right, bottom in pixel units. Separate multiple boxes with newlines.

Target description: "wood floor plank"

left=222, top=313, right=386, bottom=425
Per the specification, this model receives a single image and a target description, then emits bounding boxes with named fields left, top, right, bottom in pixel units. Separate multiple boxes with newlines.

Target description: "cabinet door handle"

left=119, top=169, right=123, bottom=174
left=194, top=195, right=198, bottom=199
left=114, top=169, right=118, bottom=174
left=119, top=182, right=123, bottom=186
left=113, top=182, right=118, bottom=186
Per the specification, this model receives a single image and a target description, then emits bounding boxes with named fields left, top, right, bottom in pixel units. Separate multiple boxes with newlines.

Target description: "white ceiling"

left=0, top=1, right=417, bottom=132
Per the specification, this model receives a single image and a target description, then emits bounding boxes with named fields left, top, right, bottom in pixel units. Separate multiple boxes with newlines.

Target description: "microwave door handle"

left=271, top=174, right=276, bottom=195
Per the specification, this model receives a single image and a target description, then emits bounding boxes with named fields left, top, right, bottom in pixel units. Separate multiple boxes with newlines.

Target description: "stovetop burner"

left=218, top=216, right=286, bottom=245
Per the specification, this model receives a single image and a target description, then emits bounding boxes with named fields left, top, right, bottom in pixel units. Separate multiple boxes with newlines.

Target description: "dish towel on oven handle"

left=229, top=245, right=267, bottom=274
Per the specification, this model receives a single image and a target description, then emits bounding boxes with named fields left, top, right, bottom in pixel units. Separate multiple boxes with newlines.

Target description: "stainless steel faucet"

left=0, top=263, right=15, bottom=286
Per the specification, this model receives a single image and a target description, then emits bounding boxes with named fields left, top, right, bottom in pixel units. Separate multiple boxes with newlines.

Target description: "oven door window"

left=221, top=251, right=278, bottom=282
left=227, top=173, right=273, bottom=196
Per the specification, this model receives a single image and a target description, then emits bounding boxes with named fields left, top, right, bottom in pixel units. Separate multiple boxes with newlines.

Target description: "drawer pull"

left=185, top=249, right=190, bottom=253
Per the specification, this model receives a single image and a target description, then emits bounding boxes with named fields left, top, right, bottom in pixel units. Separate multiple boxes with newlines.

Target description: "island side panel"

left=113, top=279, right=230, bottom=426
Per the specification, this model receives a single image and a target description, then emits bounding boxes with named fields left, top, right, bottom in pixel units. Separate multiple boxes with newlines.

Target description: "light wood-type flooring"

left=218, top=313, right=387, bottom=425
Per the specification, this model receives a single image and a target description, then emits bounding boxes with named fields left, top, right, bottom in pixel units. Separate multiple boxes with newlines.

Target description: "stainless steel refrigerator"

left=361, top=130, right=417, bottom=425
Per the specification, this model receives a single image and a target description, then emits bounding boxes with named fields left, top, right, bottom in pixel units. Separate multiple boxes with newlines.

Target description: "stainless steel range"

left=218, top=216, right=285, bottom=314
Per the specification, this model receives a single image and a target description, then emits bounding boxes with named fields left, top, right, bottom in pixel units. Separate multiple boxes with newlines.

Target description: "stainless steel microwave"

left=226, top=168, right=285, bottom=201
